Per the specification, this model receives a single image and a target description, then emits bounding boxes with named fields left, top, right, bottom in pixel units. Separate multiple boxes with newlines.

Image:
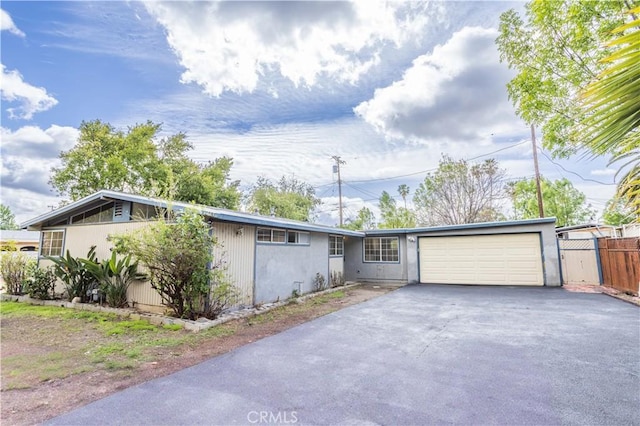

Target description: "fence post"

left=594, top=237, right=604, bottom=285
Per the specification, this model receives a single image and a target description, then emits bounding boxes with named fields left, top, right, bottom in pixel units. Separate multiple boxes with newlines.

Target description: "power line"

left=537, top=149, right=616, bottom=186
left=346, top=140, right=529, bottom=184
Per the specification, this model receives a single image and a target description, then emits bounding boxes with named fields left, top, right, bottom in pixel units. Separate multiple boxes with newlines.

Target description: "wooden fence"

left=597, top=237, right=640, bottom=295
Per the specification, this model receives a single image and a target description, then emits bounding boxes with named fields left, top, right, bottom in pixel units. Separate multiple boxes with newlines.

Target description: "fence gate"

left=558, top=238, right=602, bottom=285
left=597, top=237, right=640, bottom=295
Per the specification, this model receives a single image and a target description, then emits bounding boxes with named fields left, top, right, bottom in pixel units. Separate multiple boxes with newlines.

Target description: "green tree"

left=50, top=120, right=241, bottom=209
left=496, top=0, right=631, bottom=157
left=246, top=175, right=320, bottom=221
left=342, top=207, right=376, bottom=230
left=579, top=7, right=640, bottom=219
left=0, top=204, right=18, bottom=230
left=378, top=191, right=416, bottom=229
left=508, top=177, right=595, bottom=227
left=413, top=156, right=506, bottom=226
left=602, top=197, right=638, bottom=226
left=111, top=208, right=236, bottom=320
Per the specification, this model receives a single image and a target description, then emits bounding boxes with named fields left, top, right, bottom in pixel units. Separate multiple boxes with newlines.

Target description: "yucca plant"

left=82, top=251, right=145, bottom=308
left=579, top=6, right=640, bottom=220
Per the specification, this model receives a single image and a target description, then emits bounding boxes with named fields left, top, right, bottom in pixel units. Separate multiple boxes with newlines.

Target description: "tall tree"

left=579, top=7, right=640, bottom=219
left=342, top=207, right=376, bottom=230
left=378, top=191, right=416, bottom=229
left=508, top=177, right=595, bottom=227
left=245, top=175, right=320, bottom=221
left=413, top=156, right=506, bottom=226
left=496, top=0, right=631, bottom=157
left=0, top=204, right=19, bottom=230
left=50, top=120, right=241, bottom=209
left=397, top=184, right=410, bottom=209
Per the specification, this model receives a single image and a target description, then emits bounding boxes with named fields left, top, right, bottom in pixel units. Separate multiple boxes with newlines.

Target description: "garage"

left=418, top=233, right=544, bottom=286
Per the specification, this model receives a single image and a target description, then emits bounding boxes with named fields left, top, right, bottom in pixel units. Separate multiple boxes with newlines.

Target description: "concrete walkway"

left=48, top=285, right=639, bottom=425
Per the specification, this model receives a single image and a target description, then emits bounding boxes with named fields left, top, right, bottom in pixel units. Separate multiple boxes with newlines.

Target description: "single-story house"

left=21, top=190, right=360, bottom=311
left=21, top=190, right=560, bottom=312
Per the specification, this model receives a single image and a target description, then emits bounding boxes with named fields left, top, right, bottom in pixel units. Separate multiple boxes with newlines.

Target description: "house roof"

left=20, top=190, right=364, bottom=237
left=555, top=223, right=616, bottom=232
left=0, top=230, right=40, bottom=242
left=363, top=217, right=557, bottom=236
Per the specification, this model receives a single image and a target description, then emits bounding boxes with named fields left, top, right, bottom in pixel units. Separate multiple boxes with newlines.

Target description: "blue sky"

left=1, top=1, right=617, bottom=225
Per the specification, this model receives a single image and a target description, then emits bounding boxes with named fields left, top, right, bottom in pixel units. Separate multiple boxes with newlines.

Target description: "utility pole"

left=531, top=124, right=545, bottom=218
left=332, top=155, right=346, bottom=226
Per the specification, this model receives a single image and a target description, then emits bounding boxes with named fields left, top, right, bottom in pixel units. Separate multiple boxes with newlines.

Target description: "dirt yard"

left=0, top=285, right=394, bottom=425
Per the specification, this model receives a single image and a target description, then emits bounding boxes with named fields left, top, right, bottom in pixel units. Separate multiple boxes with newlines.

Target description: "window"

left=257, top=228, right=286, bottom=243
left=40, top=230, right=65, bottom=257
left=329, top=235, right=344, bottom=256
left=131, top=203, right=164, bottom=221
left=364, top=237, right=399, bottom=262
left=257, top=228, right=309, bottom=245
left=71, top=203, right=114, bottom=224
left=288, top=231, right=310, bottom=245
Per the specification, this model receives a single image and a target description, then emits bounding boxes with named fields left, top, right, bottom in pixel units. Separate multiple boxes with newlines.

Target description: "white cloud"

left=0, top=125, right=79, bottom=223
left=1, top=8, right=25, bottom=37
left=354, top=26, right=519, bottom=143
left=144, top=1, right=431, bottom=96
left=1, top=64, right=59, bottom=119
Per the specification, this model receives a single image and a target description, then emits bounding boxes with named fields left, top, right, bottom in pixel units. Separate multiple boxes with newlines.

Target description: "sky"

left=0, top=1, right=618, bottom=226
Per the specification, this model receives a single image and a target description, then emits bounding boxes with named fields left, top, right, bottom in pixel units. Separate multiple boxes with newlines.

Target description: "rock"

left=71, top=297, right=81, bottom=303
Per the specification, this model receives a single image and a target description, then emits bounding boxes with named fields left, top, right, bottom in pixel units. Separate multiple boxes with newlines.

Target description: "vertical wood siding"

left=40, top=221, right=256, bottom=308
left=41, top=222, right=161, bottom=306
left=212, top=223, right=255, bottom=306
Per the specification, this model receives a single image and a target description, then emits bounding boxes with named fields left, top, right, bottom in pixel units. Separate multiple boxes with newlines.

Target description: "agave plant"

left=580, top=6, right=640, bottom=220
left=82, top=251, right=146, bottom=308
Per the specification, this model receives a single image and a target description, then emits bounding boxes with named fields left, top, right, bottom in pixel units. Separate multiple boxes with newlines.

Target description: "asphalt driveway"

left=49, top=285, right=639, bottom=425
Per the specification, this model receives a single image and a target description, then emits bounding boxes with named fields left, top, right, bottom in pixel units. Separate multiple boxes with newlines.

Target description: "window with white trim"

left=257, top=228, right=309, bottom=245
left=257, top=228, right=286, bottom=243
left=364, top=237, right=399, bottom=262
left=287, top=231, right=310, bottom=245
left=41, top=230, right=65, bottom=257
left=329, top=235, right=344, bottom=256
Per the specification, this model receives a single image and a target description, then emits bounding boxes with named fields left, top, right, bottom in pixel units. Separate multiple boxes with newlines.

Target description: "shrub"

left=24, top=266, right=56, bottom=300
left=83, top=251, right=146, bottom=308
left=0, top=252, right=34, bottom=294
left=330, top=271, right=345, bottom=288
left=204, top=279, right=238, bottom=319
left=48, top=247, right=99, bottom=302
left=313, top=272, right=327, bottom=292
left=112, top=208, right=235, bottom=320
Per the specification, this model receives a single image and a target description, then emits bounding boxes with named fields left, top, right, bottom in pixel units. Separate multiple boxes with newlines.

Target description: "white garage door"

left=419, top=234, right=544, bottom=286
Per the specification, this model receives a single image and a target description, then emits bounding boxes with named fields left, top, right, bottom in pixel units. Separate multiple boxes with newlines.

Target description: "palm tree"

left=397, top=184, right=410, bottom=209
left=580, top=6, right=640, bottom=219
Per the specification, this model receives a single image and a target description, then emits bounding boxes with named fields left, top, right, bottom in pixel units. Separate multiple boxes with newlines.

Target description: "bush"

left=0, top=252, right=35, bottom=295
left=330, top=271, right=345, bottom=288
left=313, top=272, right=327, bottom=292
left=112, top=208, right=235, bottom=320
left=24, top=266, right=56, bottom=300
left=82, top=251, right=146, bottom=308
left=48, top=247, right=99, bottom=302
left=204, top=280, right=238, bottom=319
